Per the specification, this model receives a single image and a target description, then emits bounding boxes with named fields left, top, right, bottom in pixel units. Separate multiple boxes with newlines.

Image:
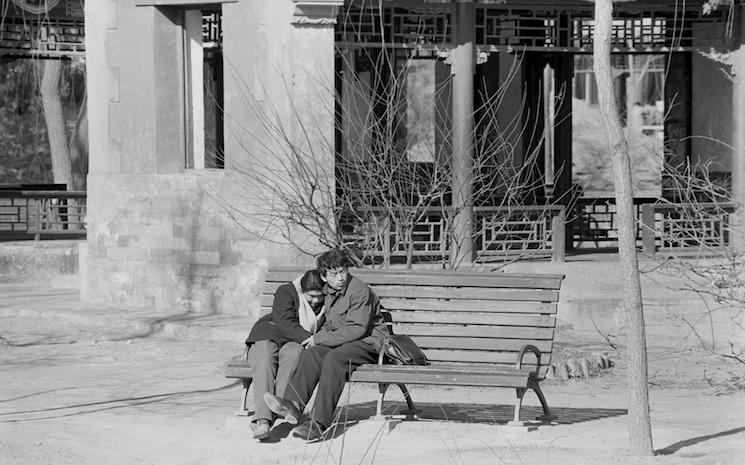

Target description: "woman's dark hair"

left=300, top=269, right=324, bottom=292
left=316, top=248, right=351, bottom=277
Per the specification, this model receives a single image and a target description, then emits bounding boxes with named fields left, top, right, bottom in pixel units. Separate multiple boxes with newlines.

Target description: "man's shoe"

left=292, top=420, right=326, bottom=442
left=251, top=419, right=270, bottom=441
left=263, top=393, right=302, bottom=425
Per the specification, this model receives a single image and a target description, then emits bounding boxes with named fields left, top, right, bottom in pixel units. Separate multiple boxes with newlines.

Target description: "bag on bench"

left=383, top=335, right=429, bottom=366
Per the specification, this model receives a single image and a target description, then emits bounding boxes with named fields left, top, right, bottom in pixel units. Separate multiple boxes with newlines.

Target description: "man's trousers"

left=246, top=340, right=303, bottom=423
left=283, top=340, right=377, bottom=428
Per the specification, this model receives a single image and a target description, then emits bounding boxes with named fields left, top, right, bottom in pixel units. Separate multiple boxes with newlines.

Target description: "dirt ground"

left=1, top=283, right=744, bottom=465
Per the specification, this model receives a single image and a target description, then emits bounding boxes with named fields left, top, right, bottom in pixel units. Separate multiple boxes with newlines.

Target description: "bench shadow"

left=338, top=400, right=627, bottom=426
left=655, top=426, right=745, bottom=456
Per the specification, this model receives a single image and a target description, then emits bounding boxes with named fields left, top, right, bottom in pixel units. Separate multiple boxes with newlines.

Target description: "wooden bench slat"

left=225, top=361, right=252, bottom=378
left=380, top=298, right=558, bottom=314
left=371, top=286, right=559, bottom=302
left=393, top=324, right=555, bottom=340
left=411, top=336, right=552, bottom=352
left=262, top=282, right=559, bottom=302
left=353, top=363, right=536, bottom=375
left=263, top=295, right=559, bottom=314
left=388, top=311, right=556, bottom=327
left=265, top=269, right=565, bottom=289
left=423, top=349, right=544, bottom=365
left=349, top=367, right=531, bottom=387
left=408, top=363, right=536, bottom=373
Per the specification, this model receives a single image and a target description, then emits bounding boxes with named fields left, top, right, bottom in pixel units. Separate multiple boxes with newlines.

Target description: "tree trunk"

left=593, top=0, right=654, bottom=456
left=68, top=92, right=88, bottom=191
left=40, top=60, right=74, bottom=189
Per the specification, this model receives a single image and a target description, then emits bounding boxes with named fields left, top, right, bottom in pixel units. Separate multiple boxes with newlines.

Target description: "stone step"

left=0, top=240, right=82, bottom=282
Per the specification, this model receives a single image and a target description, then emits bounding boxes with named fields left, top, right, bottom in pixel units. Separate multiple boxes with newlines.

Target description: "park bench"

left=225, top=267, right=564, bottom=426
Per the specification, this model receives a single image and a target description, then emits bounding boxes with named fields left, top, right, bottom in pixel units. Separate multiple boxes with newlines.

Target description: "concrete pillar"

left=733, top=5, right=745, bottom=252
left=450, top=0, right=475, bottom=267
left=84, top=0, right=118, bottom=175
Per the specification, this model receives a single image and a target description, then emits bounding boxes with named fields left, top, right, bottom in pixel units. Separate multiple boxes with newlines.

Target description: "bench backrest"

left=261, top=268, right=564, bottom=370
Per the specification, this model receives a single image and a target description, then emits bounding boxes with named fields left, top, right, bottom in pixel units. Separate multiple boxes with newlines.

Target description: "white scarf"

left=293, top=276, right=325, bottom=334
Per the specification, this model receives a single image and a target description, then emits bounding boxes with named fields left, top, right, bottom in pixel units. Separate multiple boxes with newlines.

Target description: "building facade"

left=81, top=0, right=741, bottom=313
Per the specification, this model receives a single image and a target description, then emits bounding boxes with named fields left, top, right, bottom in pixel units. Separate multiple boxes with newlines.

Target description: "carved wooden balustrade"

left=640, top=202, right=737, bottom=256
left=339, top=205, right=566, bottom=264
left=570, top=197, right=656, bottom=249
left=0, top=190, right=87, bottom=241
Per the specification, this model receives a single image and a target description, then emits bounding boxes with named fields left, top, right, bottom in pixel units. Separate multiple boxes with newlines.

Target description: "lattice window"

left=337, top=3, right=727, bottom=52
left=0, top=17, right=85, bottom=56
left=336, top=5, right=452, bottom=48
left=202, top=12, right=222, bottom=48
left=476, top=7, right=727, bottom=52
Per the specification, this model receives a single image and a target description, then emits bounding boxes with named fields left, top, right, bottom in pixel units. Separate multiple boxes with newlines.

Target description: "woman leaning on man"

left=243, top=270, right=325, bottom=440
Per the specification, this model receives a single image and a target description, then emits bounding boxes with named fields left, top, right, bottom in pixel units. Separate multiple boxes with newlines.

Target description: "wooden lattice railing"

left=570, top=197, right=656, bottom=249
left=640, top=202, right=737, bottom=256
left=340, top=205, right=566, bottom=264
left=0, top=190, right=87, bottom=240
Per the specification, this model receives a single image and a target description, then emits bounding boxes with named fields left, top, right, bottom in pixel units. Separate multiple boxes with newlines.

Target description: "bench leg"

left=235, top=378, right=253, bottom=416
left=396, top=384, right=420, bottom=420
left=373, top=383, right=390, bottom=420
left=371, top=383, right=420, bottom=421
left=506, top=387, right=527, bottom=426
left=531, top=383, right=557, bottom=423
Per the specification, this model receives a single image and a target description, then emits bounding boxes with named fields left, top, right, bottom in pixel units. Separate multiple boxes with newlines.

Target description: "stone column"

left=450, top=0, right=475, bottom=266
left=732, top=4, right=745, bottom=252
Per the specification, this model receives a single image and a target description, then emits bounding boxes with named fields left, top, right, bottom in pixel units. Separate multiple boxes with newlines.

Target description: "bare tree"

left=593, top=0, right=654, bottom=455
left=643, top=162, right=745, bottom=381
left=219, top=34, right=559, bottom=269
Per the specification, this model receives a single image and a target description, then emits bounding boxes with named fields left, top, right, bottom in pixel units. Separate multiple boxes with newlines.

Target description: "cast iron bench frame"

left=226, top=267, right=564, bottom=426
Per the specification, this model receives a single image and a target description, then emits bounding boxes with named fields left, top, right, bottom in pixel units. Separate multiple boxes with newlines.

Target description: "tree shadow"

left=0, top=387, right=79, bottom=403
left=338, top=400, right=627, bottom=426
left=655, top=426, right=745, bottom=456
left=0, top=381, right=240, bottom=423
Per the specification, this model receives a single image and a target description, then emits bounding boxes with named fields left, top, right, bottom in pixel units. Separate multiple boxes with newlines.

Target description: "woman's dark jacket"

left=245, top=282, right=319, bottom=347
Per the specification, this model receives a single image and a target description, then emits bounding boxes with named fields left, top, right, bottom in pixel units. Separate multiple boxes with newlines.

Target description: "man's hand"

left=301, top=336, right=316, bottom=348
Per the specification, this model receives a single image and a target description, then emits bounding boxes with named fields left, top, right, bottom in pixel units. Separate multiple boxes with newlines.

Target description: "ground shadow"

left=655, top=426, right=745, bottom=456
left=338, top=400, right=627, bottom=426
left=261, top=422, right=295, bottom=443
left=0, top=382, right=241, bottom=423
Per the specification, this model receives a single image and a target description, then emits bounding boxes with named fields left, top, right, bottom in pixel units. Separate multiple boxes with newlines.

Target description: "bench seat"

left=350, top=364, right=536, bottom=387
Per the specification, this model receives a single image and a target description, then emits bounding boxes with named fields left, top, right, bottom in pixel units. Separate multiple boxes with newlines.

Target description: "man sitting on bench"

left=264, top=248, right=389, bottom=442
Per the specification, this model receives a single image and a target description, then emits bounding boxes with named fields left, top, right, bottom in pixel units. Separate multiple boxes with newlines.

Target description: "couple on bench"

left=244, top=248, right=389, bottom=442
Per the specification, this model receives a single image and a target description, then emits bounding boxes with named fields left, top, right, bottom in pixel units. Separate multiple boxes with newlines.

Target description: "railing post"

left=383, top=213, right=391, bottom=267
left=641, top=203, right=656, bottom=256
left=551, top=207, right=566, bottom=263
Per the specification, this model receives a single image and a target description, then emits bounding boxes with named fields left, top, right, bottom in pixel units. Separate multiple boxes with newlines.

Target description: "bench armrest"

left=516, top=344, right=542, bottom=372
left=377, top=345, right=386, bottom=365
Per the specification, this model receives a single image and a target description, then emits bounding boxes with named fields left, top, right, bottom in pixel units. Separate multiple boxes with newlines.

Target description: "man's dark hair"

left=316, top=248, right=350, bottom=276
left=300, top=269, right=324, bottom=292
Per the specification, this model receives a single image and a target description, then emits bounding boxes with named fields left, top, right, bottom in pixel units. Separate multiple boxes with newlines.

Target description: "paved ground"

left=1, top=281, right=744, bottom=465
